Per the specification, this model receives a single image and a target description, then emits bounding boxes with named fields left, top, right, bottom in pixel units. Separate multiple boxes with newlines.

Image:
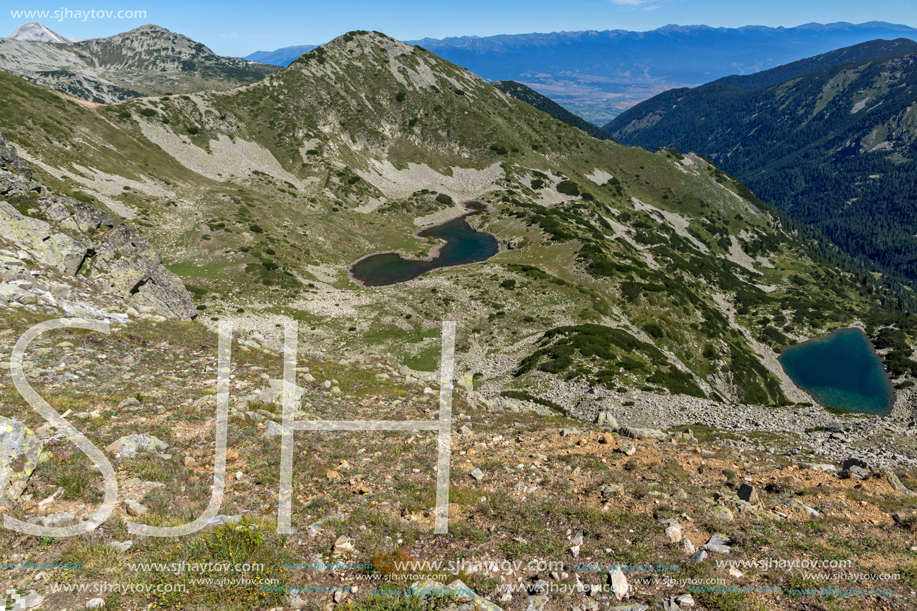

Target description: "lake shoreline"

left=348, top=200, right=499, bottom=288
left=779, top=326, right=895, bottom=415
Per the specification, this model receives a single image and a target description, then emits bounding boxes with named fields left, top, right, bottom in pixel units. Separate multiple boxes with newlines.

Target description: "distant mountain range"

left=604, top=38, right=917, bottom=284
left=244, top=45, right=317, bottom=66
left=244, top=21, right=917, bottom=125
left=0, top=23, right=279, bottom=103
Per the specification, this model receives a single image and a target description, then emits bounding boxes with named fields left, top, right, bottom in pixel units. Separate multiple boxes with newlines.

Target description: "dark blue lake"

left=350, top=212, right=499, bottom=287
left=779, top=328, right=894, bottom=415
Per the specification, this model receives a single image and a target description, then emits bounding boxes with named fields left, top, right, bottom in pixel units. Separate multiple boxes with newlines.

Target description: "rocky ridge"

left=0, top=132, right=195, bottom=321
left=0, top=24, right=279, bottom=103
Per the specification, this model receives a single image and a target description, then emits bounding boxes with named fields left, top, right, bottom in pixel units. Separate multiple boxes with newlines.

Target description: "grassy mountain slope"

left=1, top=30, right=913, bottom=411
left=713, top=38, right=917, bottom=90
left=0, top=24, right=279, bottom=103
left=491, top=81, right=611, bottom=140
left=605, top=45, right=917, bottom=285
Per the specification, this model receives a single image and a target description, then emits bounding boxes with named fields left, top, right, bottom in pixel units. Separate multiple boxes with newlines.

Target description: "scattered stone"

left=123, top=499, right=148, bottom=517
left=690, top=550, right=708, bottom=563
left=846, top=465, right=870, bottom=480
left=842, top=457, right=869, bottom=471
left=105, top=434, right=168, bottom=457
left=527, top=594, right=549, bottom=611
left=618, top=427, right=665, bottom=440
left=595, top=411, right=619, bottom=429
left=664, top=524, right=682, bottom=543
left=674, top=487, right=688, bottom=500
left=326, top=470, right=341, bottom=481
left=704, top=534, right=731, bottom=554
left=670, top=429, right=697, bottom=443
left=264, top=420, right=285, bottom=438
left=619, top=441, right=637, bottom=456
left=711, top=506, right=734, bottom=521
left=28, top=512, right=75, bottom=527
left=679, top=538, right=696, bottom=554
left=570, top=528, right=585, bottom=546
left=253, top=379, right=306, bottom=407
left=333, top=535, right=355, bottom=555
left=530, top=579, right=549, bottom=595
left=601, top=483, right=624, bottom=499
left=788, top=499, right=821, bottom=517
left=881, top=467, right=916, bottom=498
left=608, top=568, right=628, bottom=601
left=469, top=468, right=485, bottom=481
left=85, top=598, right=105, bottom=609
left=675, top=593, right=695, bottom=608
left=9, top=590, right=43, bottom=610
left=307, top=513, right=345, bottom=536
left=109, top=540, right=133, bottom=552
left=728, top=567, right=743, bottom=577
left=737, top=483, right=758, bottom=504
left=207, top=515, right=242, bottom=526
left=117, top=397, right=140, bottom=408
left=410, top=579, right=501, bottom=611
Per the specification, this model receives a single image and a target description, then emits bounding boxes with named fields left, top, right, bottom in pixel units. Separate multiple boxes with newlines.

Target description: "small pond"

left=350, top=207, right=499, bottom=287
left=779, top=327, right=895, bottom=414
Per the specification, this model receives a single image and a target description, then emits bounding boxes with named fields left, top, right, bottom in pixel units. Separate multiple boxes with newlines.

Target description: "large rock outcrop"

left=0, top=416, right=42, bottom=505
left=95, top=223, right=197, bottom=320
left=0, top=132, right=196, bottom=320
left=0, top=201, right=88, bottom=275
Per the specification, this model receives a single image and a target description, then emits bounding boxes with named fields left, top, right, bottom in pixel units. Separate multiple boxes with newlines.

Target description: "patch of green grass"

left=143, top=517, right=291, bottom=609
left=166, top=262, right=237, bottom=278
left=340, top=592, right=457, bottom=611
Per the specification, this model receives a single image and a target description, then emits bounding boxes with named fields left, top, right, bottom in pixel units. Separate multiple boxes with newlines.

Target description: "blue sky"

left=4, top=0, right=917, bottom=56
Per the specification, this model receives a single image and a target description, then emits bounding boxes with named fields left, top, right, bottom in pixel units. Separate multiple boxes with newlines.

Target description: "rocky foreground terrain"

left=1, top=127, right=917, bottom=611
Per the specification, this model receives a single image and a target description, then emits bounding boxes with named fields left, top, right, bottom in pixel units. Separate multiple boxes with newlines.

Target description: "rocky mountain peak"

left=0, top=23, right=279, bottom=103
left=6, top=22, right=78, bottom=44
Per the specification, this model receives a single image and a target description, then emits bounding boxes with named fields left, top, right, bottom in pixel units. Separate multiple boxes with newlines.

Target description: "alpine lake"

left=350, top=204, right=499, bottom=287
left=779, top=327, right=895, bottom=415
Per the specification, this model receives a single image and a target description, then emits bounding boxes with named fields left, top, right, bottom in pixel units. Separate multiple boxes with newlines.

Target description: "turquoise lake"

left=779, top=328, right=895, bottom=414
left=350, top=212, right=499, bottom=287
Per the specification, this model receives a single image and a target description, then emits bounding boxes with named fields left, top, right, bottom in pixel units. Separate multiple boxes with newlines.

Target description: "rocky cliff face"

left=0, top=132, right=196, bottom=320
